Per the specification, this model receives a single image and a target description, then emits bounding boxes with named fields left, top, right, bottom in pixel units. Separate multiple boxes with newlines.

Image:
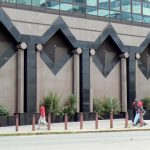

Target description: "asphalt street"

left=0, top=131, right=150, bottom=150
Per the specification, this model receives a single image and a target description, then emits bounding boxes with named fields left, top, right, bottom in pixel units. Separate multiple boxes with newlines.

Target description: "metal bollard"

left=64, top=113, right=68, bottom=130
left=15, top=114, right=19, bottom=132
left=80, top=112, right=83, bottom=129
left=140, top=111, right=143, bottom=127
left=95, top=113, right=98, bottom=129
left=48, top=113, right=51, bottom=130
left=32, top=114, right=35, bottom=131
left=125, top=112, right=128, bottom=128
left=110, top=112, right=113, bottom=128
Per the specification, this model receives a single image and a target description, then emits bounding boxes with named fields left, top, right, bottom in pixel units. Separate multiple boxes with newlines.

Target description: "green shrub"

left=41, top=91, right=61, bottom=115
left=93, top=96, right=121, bottom=116
left=0, top=105, right=9, bottom=116
left=93, top=97, right=103, bottom=116
left=142, top=97, right=150, bottom=110
left=63, top=94, right=77, bottom=116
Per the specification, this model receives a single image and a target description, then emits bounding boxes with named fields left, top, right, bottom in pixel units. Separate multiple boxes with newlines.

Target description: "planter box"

left=98, top=112, right=125, bottom=120
left=128, top=109, right=150, bottom=120
left=0, top=116, right=7, bottom=127
left=7, top=116, right=15, bottom=126
left=144, top=110, right=150, bottom=120
left=51, top=115, right=64, bottom=123
left=76, top=112, right=96, bottom=121
left=14, top=113, right=40, bottom=126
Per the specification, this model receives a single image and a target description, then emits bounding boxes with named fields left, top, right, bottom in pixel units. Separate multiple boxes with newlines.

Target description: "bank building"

left=0, top=0, right=150, bottom=116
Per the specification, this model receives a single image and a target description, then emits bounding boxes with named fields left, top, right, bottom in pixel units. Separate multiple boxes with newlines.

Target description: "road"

left=0, top=131, right=150, bottom=150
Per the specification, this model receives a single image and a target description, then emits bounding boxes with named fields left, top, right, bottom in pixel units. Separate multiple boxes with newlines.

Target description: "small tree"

left=41, top=91, right=61, bottom=115
left=93, top=96, right=121, bottom=116
left=63, top=94, right=77, bottom=116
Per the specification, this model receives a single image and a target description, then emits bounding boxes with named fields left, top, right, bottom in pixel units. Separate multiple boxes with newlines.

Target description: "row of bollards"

left=14, top=112, right=144, bottom=132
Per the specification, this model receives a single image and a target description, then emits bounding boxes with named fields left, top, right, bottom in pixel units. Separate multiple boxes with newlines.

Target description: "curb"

left=0, top=128, right=150, bottom=136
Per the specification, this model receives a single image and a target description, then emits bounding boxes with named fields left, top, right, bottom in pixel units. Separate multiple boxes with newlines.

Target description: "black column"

left=24, top=43, right=37, bottom=112
left=127, top=50, right=136, bottom=109
left=80, top=48, right=90, bottom=112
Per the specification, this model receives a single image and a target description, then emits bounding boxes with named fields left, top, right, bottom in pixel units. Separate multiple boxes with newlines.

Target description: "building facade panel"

left=0, top=55, right=17, bottom=115
left=0, top=1, right=150, bottom=114
left=36, top=56, right=73, bottom=111
left=91, top=60, right=121, bottom=103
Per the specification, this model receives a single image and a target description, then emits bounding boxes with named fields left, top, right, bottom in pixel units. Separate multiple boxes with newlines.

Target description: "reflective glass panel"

left=110, top=0, right=120, bottom=11
left=98, top=0, right=109, bottom=17
left=99, top=0, right=109, bottom=9
left=143, top=15, right=150, bottom=23
left=47, top=1, right=59, bottom=10
left=132, top=14, right=142, bottom=22
left=121, top=0, right=131, bottom=12
left=17, top=0, right=31, bottom=5
left=87, top=0, right=97, bottom=7
left=121, top=12, right=131, bottom=20
left=98, top=9, right=109, bottom=17
left=60, top=0, right=73, bottom=2
left=32, top=0, right=46, bottom=7
left=2, top=0, right=16, bottom=3
left=132, top=0, right=141, bottom=14
left=86, top=7, right=97, bottom=15
left=74, top=0, right=85, bottom=4
left=73, top=5, right=85, bottom=13
left=110, top=11, right=121, bottom=19
left=60, top=3, right=73, bottom=11
left=143, top=2, right=150, bottom=16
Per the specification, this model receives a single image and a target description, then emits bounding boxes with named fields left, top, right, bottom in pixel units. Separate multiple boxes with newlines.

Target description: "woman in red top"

left=37, top=104, right=48, bottom=129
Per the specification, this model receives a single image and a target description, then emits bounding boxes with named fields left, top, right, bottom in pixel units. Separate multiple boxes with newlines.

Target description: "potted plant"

left=93, top=96, right=121, bottom=119
left=63, top=94, right=77, bottom=121
left=41, top=91, right=63, bottom=123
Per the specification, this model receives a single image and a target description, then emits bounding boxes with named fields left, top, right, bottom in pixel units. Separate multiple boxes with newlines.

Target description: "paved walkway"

left=0, top=119, right=150, bottom=136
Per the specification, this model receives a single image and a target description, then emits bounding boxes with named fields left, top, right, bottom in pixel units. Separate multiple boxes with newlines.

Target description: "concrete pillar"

left=36, top=44, right=43, bottom=111
left=135, top=53, right=141, bottom=99
left=73, top=48, right=82, bottom=112
left=120, top=52, right=129, bottom=112
left=16, top=42, right=27, bottom=113
left=90, top=49, right=96, bottom=112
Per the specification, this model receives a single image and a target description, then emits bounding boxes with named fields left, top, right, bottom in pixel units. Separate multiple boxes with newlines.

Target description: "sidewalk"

left=0, top=119, right=150, bottom=136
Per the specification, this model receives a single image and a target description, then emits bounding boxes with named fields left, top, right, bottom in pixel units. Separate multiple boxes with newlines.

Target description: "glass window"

left=17, top=0, right=31, bottom=5
left=32, top=0, right=46, bottom=7
left=143, top=2, right=150, bottom=16
left=121, top=0, right=131, bottom=12
left=1, top=0, right=16, bottom=3
left=110, top=0, right=120, bottom=11
left=87, top=0, right=97, bottom=7
left=47, top=1, right=59, bottom=10
left=60, top=0, right=73, bottom=3
left=132, top=0, right=141, bottom=14
left=86, top=7, right=97, bottom=15
left=98, top=9, right=109, bottom=17
left=98, top=0, right=109, bottom=17
left=121, top=12, right=131, bottom=21
left=74, top=0, right=85, bottom=4
left=143, top=15, right=150, bottom=23
left=110, top=10, right=121, bottom=19
left=99, top=0, right=109, bottom=9
left=132, top=14, right=142, bottom=22
left=60, top=3, right=73, bottom=11
left=73, top=5, right=85, bottom=13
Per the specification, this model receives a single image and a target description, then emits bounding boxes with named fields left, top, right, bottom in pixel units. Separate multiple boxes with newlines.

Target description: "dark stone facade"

left=0, top=8, right=150, bottom=113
